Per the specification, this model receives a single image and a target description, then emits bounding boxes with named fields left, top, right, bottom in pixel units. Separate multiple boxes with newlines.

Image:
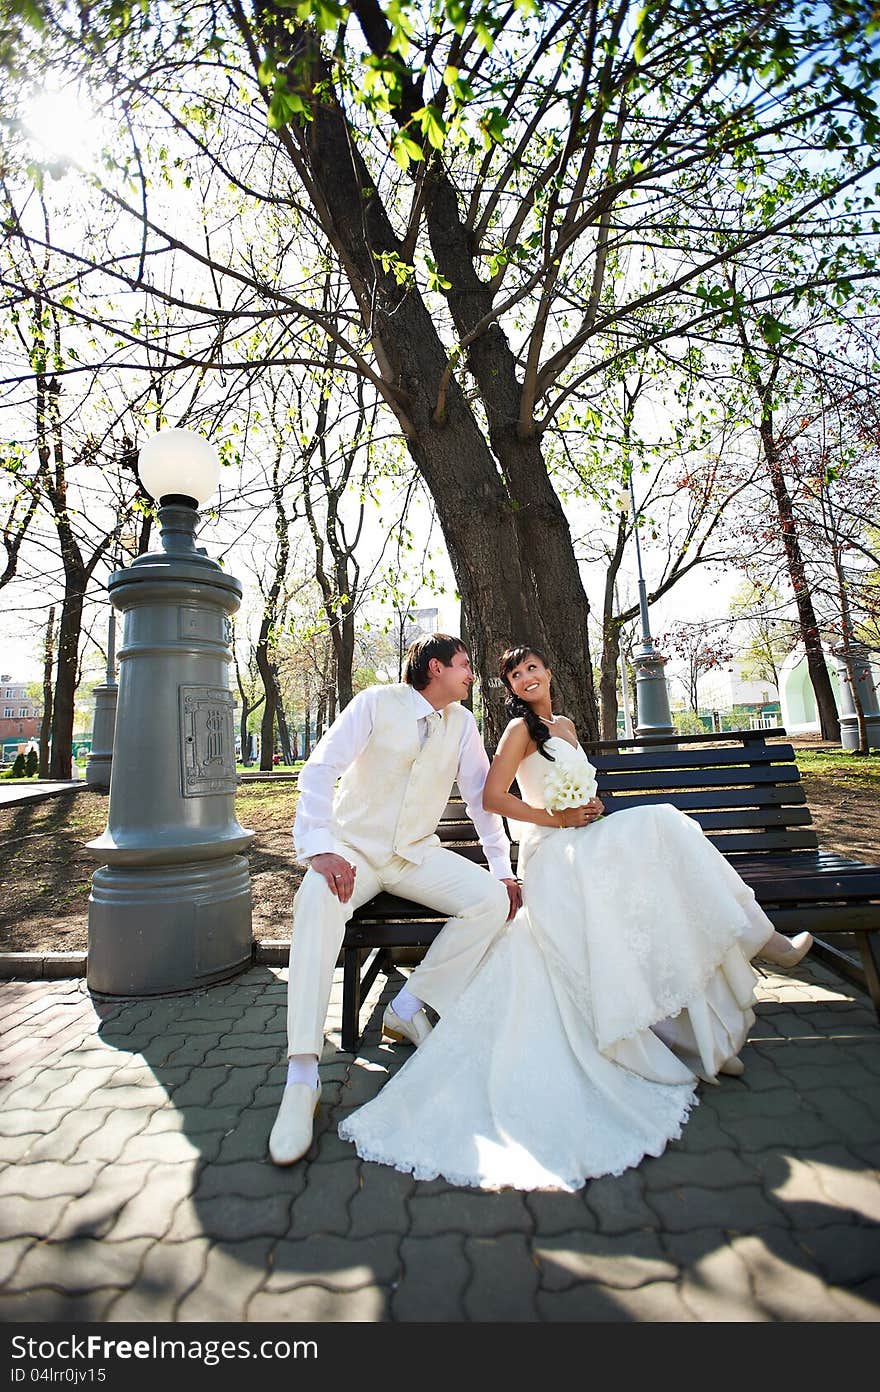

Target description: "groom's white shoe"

left=718, top=1056, right=745, bottom=1077
left=268, top=1082, right=322, bottom=1166
left=382, top=1005, right=433, bottom=1047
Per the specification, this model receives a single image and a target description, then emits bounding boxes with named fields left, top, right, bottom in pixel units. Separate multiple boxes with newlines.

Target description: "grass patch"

left=794, top=748, right=880, bottom=788
left=235, top=786, right=299, bottom=822
left=237, top=761, right=305, bottom=774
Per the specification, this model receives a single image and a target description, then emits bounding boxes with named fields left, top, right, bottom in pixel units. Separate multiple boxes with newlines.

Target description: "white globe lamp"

left=137, top=429, right=221, bottom=508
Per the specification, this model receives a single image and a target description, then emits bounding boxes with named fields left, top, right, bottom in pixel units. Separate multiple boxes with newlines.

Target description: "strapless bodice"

left=515, top=735, right=596, bottom=810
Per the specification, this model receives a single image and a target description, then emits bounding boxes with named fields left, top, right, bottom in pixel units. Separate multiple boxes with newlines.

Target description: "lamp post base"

left=839, top=714, right=880, bottom=752
left=833, top=644, right=880, bottom=751
left=87, top=854, right=252, bottom=996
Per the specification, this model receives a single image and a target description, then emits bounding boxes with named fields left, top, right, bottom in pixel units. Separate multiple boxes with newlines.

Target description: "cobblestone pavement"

left=0, top=956, right=878, bottom=1323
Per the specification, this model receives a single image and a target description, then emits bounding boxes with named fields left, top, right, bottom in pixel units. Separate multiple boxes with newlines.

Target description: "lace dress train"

left=338, top=738, right=773, bottom=1191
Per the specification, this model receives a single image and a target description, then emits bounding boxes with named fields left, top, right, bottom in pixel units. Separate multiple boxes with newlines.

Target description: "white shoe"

left=759, top=931, right=813, bottom=968
left=382, top=1004, right=433, bottom=1047
left=718, top=1056, right=745, bottom=1077
left=268, top=1082, right=322, bottom=1166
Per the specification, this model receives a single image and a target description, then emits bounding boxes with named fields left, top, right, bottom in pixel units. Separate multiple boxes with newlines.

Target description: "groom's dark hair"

left=403, top=633, right=466, bottom=690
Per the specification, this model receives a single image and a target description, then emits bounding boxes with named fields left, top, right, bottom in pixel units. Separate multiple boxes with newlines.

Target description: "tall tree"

left=4, top=0, right=879, bottom=739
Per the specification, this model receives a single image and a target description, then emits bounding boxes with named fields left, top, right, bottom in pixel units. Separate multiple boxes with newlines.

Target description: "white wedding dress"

left=338, top=737, right=774, bottom=1191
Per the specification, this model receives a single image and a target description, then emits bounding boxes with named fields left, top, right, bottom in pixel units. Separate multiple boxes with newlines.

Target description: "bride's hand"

left=553, top=798, right=604, bottom=829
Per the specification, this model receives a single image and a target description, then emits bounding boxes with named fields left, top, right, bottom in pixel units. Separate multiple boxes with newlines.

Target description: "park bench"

left=339, top=728, right=880, bottom=1051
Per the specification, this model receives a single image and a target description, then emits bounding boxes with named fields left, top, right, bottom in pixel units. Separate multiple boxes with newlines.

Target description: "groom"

left=269, top=633, right=521, bottom=1165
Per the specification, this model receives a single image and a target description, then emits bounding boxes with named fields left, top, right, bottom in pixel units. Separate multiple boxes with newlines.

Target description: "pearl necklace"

left=544, top=714, right=559, bottom=724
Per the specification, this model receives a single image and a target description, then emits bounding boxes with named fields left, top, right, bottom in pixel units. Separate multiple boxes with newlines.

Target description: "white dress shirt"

left=294, top=684, right=513, bottom=880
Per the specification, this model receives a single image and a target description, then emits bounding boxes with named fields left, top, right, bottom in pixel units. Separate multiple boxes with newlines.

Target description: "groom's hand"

left=501, top=878, right=522, bottom=920
left=311, top=853, right=357, bottom=903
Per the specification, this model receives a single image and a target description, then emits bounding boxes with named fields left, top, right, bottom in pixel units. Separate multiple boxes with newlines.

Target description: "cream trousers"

left=286, top=842, right=510, bottom=1057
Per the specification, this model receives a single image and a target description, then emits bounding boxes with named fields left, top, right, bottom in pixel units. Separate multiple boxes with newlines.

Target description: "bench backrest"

left=443, top=729, right=816, bottom=861
left=583, top=728, right=818, bottom=857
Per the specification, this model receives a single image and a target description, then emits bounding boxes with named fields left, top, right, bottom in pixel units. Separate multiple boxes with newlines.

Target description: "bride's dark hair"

left=499, top=645, right=555, bottom=761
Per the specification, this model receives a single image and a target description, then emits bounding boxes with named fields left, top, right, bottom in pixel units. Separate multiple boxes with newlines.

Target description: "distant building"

left=0, top=674, right=42, bottom=754
left=404, top=607, right=440, bottom=646
left=697, top=669, right=782, bottom=730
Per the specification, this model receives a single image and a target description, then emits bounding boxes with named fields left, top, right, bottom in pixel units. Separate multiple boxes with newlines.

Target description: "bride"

left=337, top=645, right=812, bottom=1192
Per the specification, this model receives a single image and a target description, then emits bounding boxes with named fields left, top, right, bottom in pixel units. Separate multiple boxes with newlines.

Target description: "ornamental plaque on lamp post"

left=86, top=430, right=254, bottom=996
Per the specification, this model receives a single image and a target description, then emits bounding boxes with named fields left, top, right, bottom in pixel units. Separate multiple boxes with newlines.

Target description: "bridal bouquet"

left=543, top=762, right=598, bottom=812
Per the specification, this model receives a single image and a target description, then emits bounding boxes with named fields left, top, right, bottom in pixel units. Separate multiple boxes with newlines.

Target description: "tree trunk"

left=255, top=21, right=599, bottom=746
left=259, top=687, right=276, bottom=771
left=459, top=603, right=474, bottom=713
left=273, top=665, right=293, bottom=763
left=39, top=606, right=55, bottom=778
left=758, top=420, right=840, bottom=741
left=316, top=692, right=326, bottom=745
left=302, top=702, right=311, bottom=759
left=599, top=521, right=627, bottom=740
left=328, top=654, right=337, bottom=724
left=256, top=631, right=277, bottom=771
left=599, top=624, right=622, bottom=742
left=336, top=608, right=355, bottom=711
left=49, top=567, right=85, bottom=779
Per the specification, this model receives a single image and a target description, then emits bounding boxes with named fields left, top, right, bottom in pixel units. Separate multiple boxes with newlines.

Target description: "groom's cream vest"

left=331, top=684, right=467, bottom=867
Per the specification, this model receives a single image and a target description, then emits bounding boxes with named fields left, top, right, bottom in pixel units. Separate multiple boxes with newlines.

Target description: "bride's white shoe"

left=758, top=930, right=813, bottom=968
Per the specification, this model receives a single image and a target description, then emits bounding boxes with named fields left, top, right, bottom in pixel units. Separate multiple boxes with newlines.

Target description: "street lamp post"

left=86, top=430, right=254, bottom=996
left=84, top=605, right=117, bottom=790
left=617, top=480, right=676, bottom=744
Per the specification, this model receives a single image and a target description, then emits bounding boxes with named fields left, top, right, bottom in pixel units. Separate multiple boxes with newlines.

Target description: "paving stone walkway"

left=0, top=956, right=878, bottom=1323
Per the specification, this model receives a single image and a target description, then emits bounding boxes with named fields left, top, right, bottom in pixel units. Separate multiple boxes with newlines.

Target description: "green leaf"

left=633, top=1, right=660, bottom=66
left=391, top=131, right=425, bottom=168
left=444, top=0, right=468, bottom=36
left=295, top=0, right=346, bottom=31
left=474, top=18, right=494, bottom=52
left=478, top=106, right=508, bottom=147
left=414, top=104, right=447, bottom=150
left=758, top=314, right=793, bottom=346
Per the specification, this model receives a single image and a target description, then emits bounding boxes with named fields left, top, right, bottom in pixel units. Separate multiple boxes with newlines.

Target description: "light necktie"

left=423, top=711, right=442, bottom=745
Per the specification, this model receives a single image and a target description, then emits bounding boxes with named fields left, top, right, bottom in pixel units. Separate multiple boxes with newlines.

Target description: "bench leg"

left=858, top=935, right=880, bottom=1024
left=341, top=946, right=394, bottom=1054
left=361, top=946, right=392, bottom=1000
left=341, top=946, right=363, bottom=1055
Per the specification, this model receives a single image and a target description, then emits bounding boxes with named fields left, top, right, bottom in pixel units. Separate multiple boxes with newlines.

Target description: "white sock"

left=286, top=1055, right=319, bottom=1089
left=391, top=986, right=424, bottom=1021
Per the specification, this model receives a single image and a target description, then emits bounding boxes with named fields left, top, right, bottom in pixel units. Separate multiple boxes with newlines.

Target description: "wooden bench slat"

left=733, top=851, right=880, bottom=878
left=582, top=727, right=787, bottom=750
left=437, top=822, right=482, bottom=841
left=688, top=808, right=813, bottom=831
left=602, top=786, right=809, bottom=812
left=352, top=892, right=449, bottom=920
left=597, top=766, right=802, bottom=792
left=347, top=921, right=448, bottom=946
left=703, top=829, right=820, bottom=853
left=590, top=745, right=796, bottom=771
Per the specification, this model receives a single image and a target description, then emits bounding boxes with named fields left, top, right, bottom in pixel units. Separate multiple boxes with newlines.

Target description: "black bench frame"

left=340, top=729, right=880, bottom=1051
